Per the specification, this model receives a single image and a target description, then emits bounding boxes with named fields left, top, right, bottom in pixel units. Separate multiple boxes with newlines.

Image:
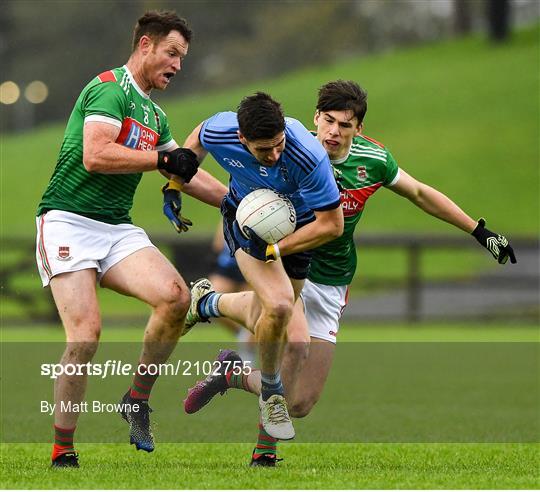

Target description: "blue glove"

left=162, top=182, right=193, bottom=233
left=232, top=221, right=279, bottom=262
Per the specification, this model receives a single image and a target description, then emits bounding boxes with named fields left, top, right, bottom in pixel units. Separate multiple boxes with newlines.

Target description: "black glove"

left=232, top=221, right=280, bottom=262
left=157, top=148, right=199, bottom=183
left=162, top=181, right=193, bottom=233
left=471, top=218, right=517, bottom=264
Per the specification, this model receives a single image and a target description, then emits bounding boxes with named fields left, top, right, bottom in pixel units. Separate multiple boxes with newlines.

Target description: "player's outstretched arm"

left=182, top=169, right=228, bottom=207
left=161, top=168, right=227, bottom=233
left=389, top=169, right=476, bottom=232
left=161, top=122, right=226, bottom=232
left=173, top=122, right=227, bottom=207
left=181, top=122, right=209, bottom=163
left=389, top=169, right=516, bottom=264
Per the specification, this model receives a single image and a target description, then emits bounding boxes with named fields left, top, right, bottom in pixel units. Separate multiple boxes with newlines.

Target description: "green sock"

left=226, top=370, right=250, bottom=391
left=130, top=363, right=158, bottom=399
left=252, top=420, right=278, bottom=458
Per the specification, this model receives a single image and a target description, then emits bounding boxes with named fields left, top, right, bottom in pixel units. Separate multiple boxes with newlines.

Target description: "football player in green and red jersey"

left=36, top=11, right=227, bottom=467
left=182, top=80, right=516, bottom=466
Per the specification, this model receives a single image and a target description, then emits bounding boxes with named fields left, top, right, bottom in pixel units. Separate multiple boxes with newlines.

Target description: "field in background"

left=1, top=245, right=495, bottom=320
left=1, top=323, right=538, bottom=342
left=1, top=25, right=538, bottom=237
left=2, top=26, right=538, bottom=322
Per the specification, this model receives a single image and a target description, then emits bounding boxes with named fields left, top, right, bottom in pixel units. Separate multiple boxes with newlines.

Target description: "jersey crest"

left=357, top=165, right=367, bottom=182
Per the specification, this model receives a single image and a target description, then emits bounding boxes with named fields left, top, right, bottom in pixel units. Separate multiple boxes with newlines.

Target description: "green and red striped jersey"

left=309, top=134, right=399, bottom=286
left=37, top=66, right=176, bottom=224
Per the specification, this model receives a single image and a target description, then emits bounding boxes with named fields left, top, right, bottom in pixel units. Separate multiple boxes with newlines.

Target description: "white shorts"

left=36, top=210, right=155, bottom=287
left=301, top=279, right=349, bottom=344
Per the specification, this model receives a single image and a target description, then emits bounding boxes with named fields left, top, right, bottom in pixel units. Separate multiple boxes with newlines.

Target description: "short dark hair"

left=237, top=92, right=285, bottom=141
left=132, top=11, right=192, bottom=51
left=317, top=80, right=368, bottom=124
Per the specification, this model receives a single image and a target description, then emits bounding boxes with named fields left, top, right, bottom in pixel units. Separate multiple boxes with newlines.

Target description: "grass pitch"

left=1, top=25, right=538, bottom=487
left=1, top=324, right=538, bottom=488
left=1, top=443, right=538, bottom=489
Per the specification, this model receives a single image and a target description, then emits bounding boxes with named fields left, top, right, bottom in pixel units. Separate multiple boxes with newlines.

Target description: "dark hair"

left=132, top=11, right=192, bottom=51
left=237, top=92, right=285, bottom=141
left=317, top=80, right=368, bottom=124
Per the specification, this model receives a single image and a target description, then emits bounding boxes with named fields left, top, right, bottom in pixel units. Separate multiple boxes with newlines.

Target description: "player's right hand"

left=157, top=148, right=199, bottom=183
left=232, top=221, right=279, bottom=262
left=162, top=181, right=193, bottom=233
left=471, top=218, right=517, bottom=264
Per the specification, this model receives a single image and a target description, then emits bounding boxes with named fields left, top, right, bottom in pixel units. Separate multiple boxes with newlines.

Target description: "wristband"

left=165, top=180, right=183, bottom=192
left=157, top=151, right=169, bottom=170
left=265, top=243, right=280, bottom=263
left=471, top=218, right=486, bottom=237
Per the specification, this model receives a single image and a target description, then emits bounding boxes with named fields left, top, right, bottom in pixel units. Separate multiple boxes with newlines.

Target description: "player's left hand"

left=471, top=218, right=517, bottom=264
left=162, top=181, right=193, bottom=233
left=232, top=221, right=279, bottom=262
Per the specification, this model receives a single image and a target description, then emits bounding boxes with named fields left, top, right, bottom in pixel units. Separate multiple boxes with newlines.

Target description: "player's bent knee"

left=155, top=277, right=190, bottom=321
left=64, top=317, right=101, bottom=344
left=287, top=331, right=311, bottom=345
left=64, top=340, right=100, bottom=364
left=261, top=298, right=294, bottom=324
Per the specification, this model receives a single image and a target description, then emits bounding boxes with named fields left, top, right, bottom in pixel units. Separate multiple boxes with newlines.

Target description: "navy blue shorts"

left=212, top=243, right=245, bottom=283
left=221, top=194, right=313, bottom=280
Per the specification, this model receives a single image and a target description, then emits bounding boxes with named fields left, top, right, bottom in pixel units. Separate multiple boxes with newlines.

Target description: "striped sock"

left=130, top=363, right=158, bottom=400
left=51, top=425, right=76, bottom=460
left=197, top=292, right=222, bottom=319
left=252, top=420, right=278, bottom=458
left=260, top=371, right=284, bottom=401
left=225, top=370, right=250, bottom=391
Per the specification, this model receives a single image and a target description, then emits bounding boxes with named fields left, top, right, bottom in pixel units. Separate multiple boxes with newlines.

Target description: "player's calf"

left=288, top=394, right=319, bottom=418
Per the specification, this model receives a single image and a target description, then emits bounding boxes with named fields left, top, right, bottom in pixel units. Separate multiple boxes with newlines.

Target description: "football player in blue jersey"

left=173, top=92, right=344, bottom=440
left=178, top=80, right=517, bottom=466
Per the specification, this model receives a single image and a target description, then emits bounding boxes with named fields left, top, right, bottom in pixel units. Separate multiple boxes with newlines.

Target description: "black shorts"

left=221, top=194, right=313, bottom=280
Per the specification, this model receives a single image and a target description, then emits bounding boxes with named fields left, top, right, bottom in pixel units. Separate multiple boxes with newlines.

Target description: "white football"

left=236, top=189, right=296, bottom=244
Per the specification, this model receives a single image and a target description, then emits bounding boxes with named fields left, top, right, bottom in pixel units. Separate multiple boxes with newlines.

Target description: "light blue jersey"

left=200, top=112, right=340, bottom=222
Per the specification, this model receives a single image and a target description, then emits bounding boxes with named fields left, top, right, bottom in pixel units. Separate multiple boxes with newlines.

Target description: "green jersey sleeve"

left=383, top=149, right=399, bottom=186
left=82, top=82, right=128, bottom=123
left=154, top=105, right=174, bottom=150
